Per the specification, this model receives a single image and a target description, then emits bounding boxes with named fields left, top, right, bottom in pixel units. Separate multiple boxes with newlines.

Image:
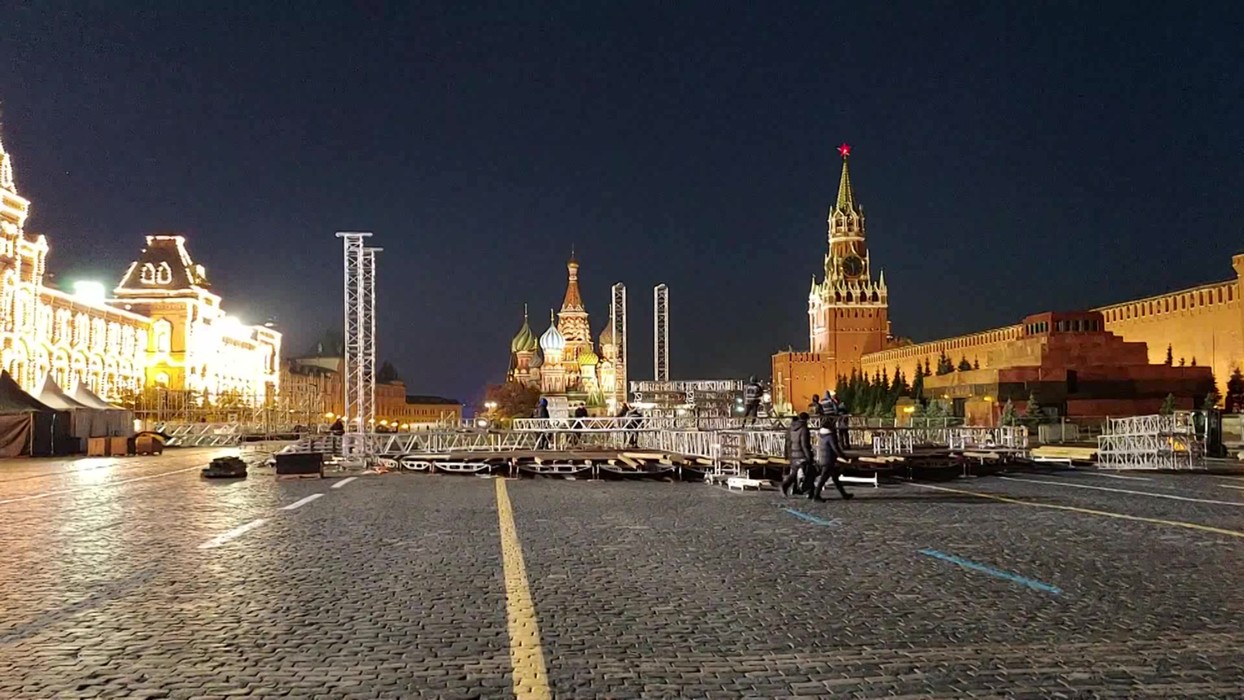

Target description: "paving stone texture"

left=1, top=452, right=1243, bottom=698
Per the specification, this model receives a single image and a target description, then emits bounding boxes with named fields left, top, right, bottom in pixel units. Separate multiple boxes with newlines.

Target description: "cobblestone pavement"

left=1, top=453, right=1242, bottom=698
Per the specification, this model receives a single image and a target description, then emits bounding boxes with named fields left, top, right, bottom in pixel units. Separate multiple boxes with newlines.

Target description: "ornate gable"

left=115, top=235, right=210, bottom=294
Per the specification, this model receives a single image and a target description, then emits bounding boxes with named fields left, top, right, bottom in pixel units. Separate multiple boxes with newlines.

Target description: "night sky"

left=3, top=2, right=1242, bottom=405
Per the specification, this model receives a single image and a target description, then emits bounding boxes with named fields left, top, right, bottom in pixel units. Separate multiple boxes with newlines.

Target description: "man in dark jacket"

left=534, top=398, right=551, bottom=449
left=781, top=412, right=813, bottom=496
left=568, top=404, right=588, bottom=446
left=827, top=390, right=851, bottom=450
left=811, top=426, right=854, bottom=501
left=808, top=394, right=824, bottom=417
left=742, top=375, right=763, bottom=427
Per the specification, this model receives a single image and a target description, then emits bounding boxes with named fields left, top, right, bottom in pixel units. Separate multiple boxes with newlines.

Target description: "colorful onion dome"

left=599, top=319, right=615, bottom=346
left=510, top=306, right=538, bottom=354
left=539, top=311, right=565, bottom=353
left=577, top=348, right=599, bottom=366
left=529, top=347, right=544, bottom=369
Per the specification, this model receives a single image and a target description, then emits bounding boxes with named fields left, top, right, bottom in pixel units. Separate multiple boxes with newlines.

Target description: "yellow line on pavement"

left=913, top=482, right=1244, bottom=540
left=495, top=478, right=552, bottom=700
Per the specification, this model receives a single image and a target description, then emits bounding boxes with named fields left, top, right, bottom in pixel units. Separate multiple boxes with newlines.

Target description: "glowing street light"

left=71, top=280, right=107, bottom=305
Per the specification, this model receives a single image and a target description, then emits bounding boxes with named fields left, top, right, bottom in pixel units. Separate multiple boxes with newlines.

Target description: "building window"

left=153, top=320, right=172, bottom=353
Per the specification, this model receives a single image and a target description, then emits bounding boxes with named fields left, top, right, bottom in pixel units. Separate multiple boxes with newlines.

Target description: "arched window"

left=155, top=262, right=173, bottom=285
left=140, top=263, right=157, bottom=284
left=153, top=319, right=172, bottom=353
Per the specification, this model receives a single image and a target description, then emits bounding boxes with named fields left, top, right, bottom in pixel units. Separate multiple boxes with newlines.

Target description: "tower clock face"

left=841, top=255, right=864, bottom=278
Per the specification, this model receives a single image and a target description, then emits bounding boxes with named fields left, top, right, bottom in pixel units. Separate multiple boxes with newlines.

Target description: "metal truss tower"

left=653, top=283, right=669, bottom=383
left=337, top=232, right=380, bottom=460
left=611, top=282, right=627, bottom=407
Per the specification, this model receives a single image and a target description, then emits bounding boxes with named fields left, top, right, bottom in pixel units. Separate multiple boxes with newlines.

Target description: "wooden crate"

left=87, top=437, right=110, bottom=457
left=109, top=436, right=131, bottom=456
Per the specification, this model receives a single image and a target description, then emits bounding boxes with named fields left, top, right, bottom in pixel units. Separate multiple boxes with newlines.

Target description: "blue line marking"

left=919, top=549, right=1062, bottom=595
left=782, top=508, right=840, bottom=527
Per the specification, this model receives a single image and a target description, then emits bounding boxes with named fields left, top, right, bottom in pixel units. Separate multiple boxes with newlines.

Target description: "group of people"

left=808, top=389, right=851, bottom=450
left=781, top=390, right=854, bottom=501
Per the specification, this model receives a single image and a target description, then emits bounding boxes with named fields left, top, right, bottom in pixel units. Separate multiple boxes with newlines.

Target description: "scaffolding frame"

left=1096, top=412, right=1206, bottom=470
left=611, top=282, right=627, bottom=408
left=654, top=283, right=669, bottom=383
left=337, top=232, right=380, bottom=462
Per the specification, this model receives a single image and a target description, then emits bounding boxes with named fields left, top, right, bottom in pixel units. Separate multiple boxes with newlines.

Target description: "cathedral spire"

left=834, top=143, right=854, bottom=213
left=561, top=251, right=584, bottom=312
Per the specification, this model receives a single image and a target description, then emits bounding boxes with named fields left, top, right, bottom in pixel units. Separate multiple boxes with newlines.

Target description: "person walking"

left=534, top=398, right=552, bottom=450
left=742, top=375, right=763, bottom=427
left=810, top=426, right=854, bottom=501
left=827, top=389, right=851, bottom=451
left=568, top=404, right=588, bottom=447
left=781, top=412, right=814, bottom=497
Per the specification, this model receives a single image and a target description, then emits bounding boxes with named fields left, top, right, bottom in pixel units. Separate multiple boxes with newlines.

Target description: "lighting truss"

left=337, top=232, right=380, bottom=461
left=654, top=283, right=669, bottom=383
left=611, top=282, right=627, bottom=407
left=1096, top=412, right=1206, bottom=470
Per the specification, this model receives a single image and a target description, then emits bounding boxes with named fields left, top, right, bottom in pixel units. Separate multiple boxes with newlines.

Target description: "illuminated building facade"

left=112, top=235, right=281, bottom=402
left=282, top=356, right=462, bottom=428
left=0, top=130, right=280, bottom=404
left=507, top=254, right=622, bottom=411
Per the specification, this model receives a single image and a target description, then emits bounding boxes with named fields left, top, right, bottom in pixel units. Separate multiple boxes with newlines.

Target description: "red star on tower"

left=837, top=143, right=851, bottom=159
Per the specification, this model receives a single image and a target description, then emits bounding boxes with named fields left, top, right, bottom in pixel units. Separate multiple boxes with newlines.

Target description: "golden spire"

left=561, top=250, right=584, bottom=311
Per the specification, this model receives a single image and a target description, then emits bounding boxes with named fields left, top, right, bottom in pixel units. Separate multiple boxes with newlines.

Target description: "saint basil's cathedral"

left=507, top=254, right=621, bottom=409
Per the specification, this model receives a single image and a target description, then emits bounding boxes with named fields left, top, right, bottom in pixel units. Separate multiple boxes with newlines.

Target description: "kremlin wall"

left=774, top=148, right=1229, bottom=423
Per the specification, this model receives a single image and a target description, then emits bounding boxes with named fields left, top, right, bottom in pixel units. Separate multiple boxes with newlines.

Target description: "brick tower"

left=773, top=144, right=890, bottom=411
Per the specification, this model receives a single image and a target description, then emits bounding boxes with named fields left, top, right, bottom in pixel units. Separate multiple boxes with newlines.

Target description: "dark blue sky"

left=3, top=2, right=1242, bottom=403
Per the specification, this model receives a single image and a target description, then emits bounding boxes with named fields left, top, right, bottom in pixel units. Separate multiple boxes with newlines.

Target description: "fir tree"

left=910, top=371, right=925, bottom=403
left=1022, top=391, right=1043, bottom=423
left=1000, top=399, right=1018, bottom=427
left=1165, top=345, right=1173, bottom=366
left=1205, top=370, right=1221, bottom=409
left=1191, top=357, right=1198, bottom=367
left=1204, top=389, right=1221, bottom=411
left=957, top=356, right=972, bottom=372
left=1179, top=357, right=1186, bottom=367
left=973, top=358, right=980, bottom=370
left=1159, top=393, right=1176, bottom=415
left=1229, top=367, right=1244, bottom=395
left=936, top=351, right=954, bottom=376
left=923, top=358, right=933, bottom=377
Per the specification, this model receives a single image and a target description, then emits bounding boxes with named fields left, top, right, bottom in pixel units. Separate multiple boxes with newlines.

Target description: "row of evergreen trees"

left=824, top=362, right=1238, bottom=422
left=829, top=367, right=916, bottom=418
left=826, top=352, right=980, bottom=418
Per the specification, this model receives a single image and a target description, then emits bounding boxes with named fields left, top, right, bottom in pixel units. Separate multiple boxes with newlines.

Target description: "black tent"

left=0, top=371, right=72, bottom=457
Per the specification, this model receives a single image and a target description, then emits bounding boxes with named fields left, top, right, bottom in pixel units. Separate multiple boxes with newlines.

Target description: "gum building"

left=773, top=145, right=1233, bottom=422
left=0, top=128, right=280, bottom=404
